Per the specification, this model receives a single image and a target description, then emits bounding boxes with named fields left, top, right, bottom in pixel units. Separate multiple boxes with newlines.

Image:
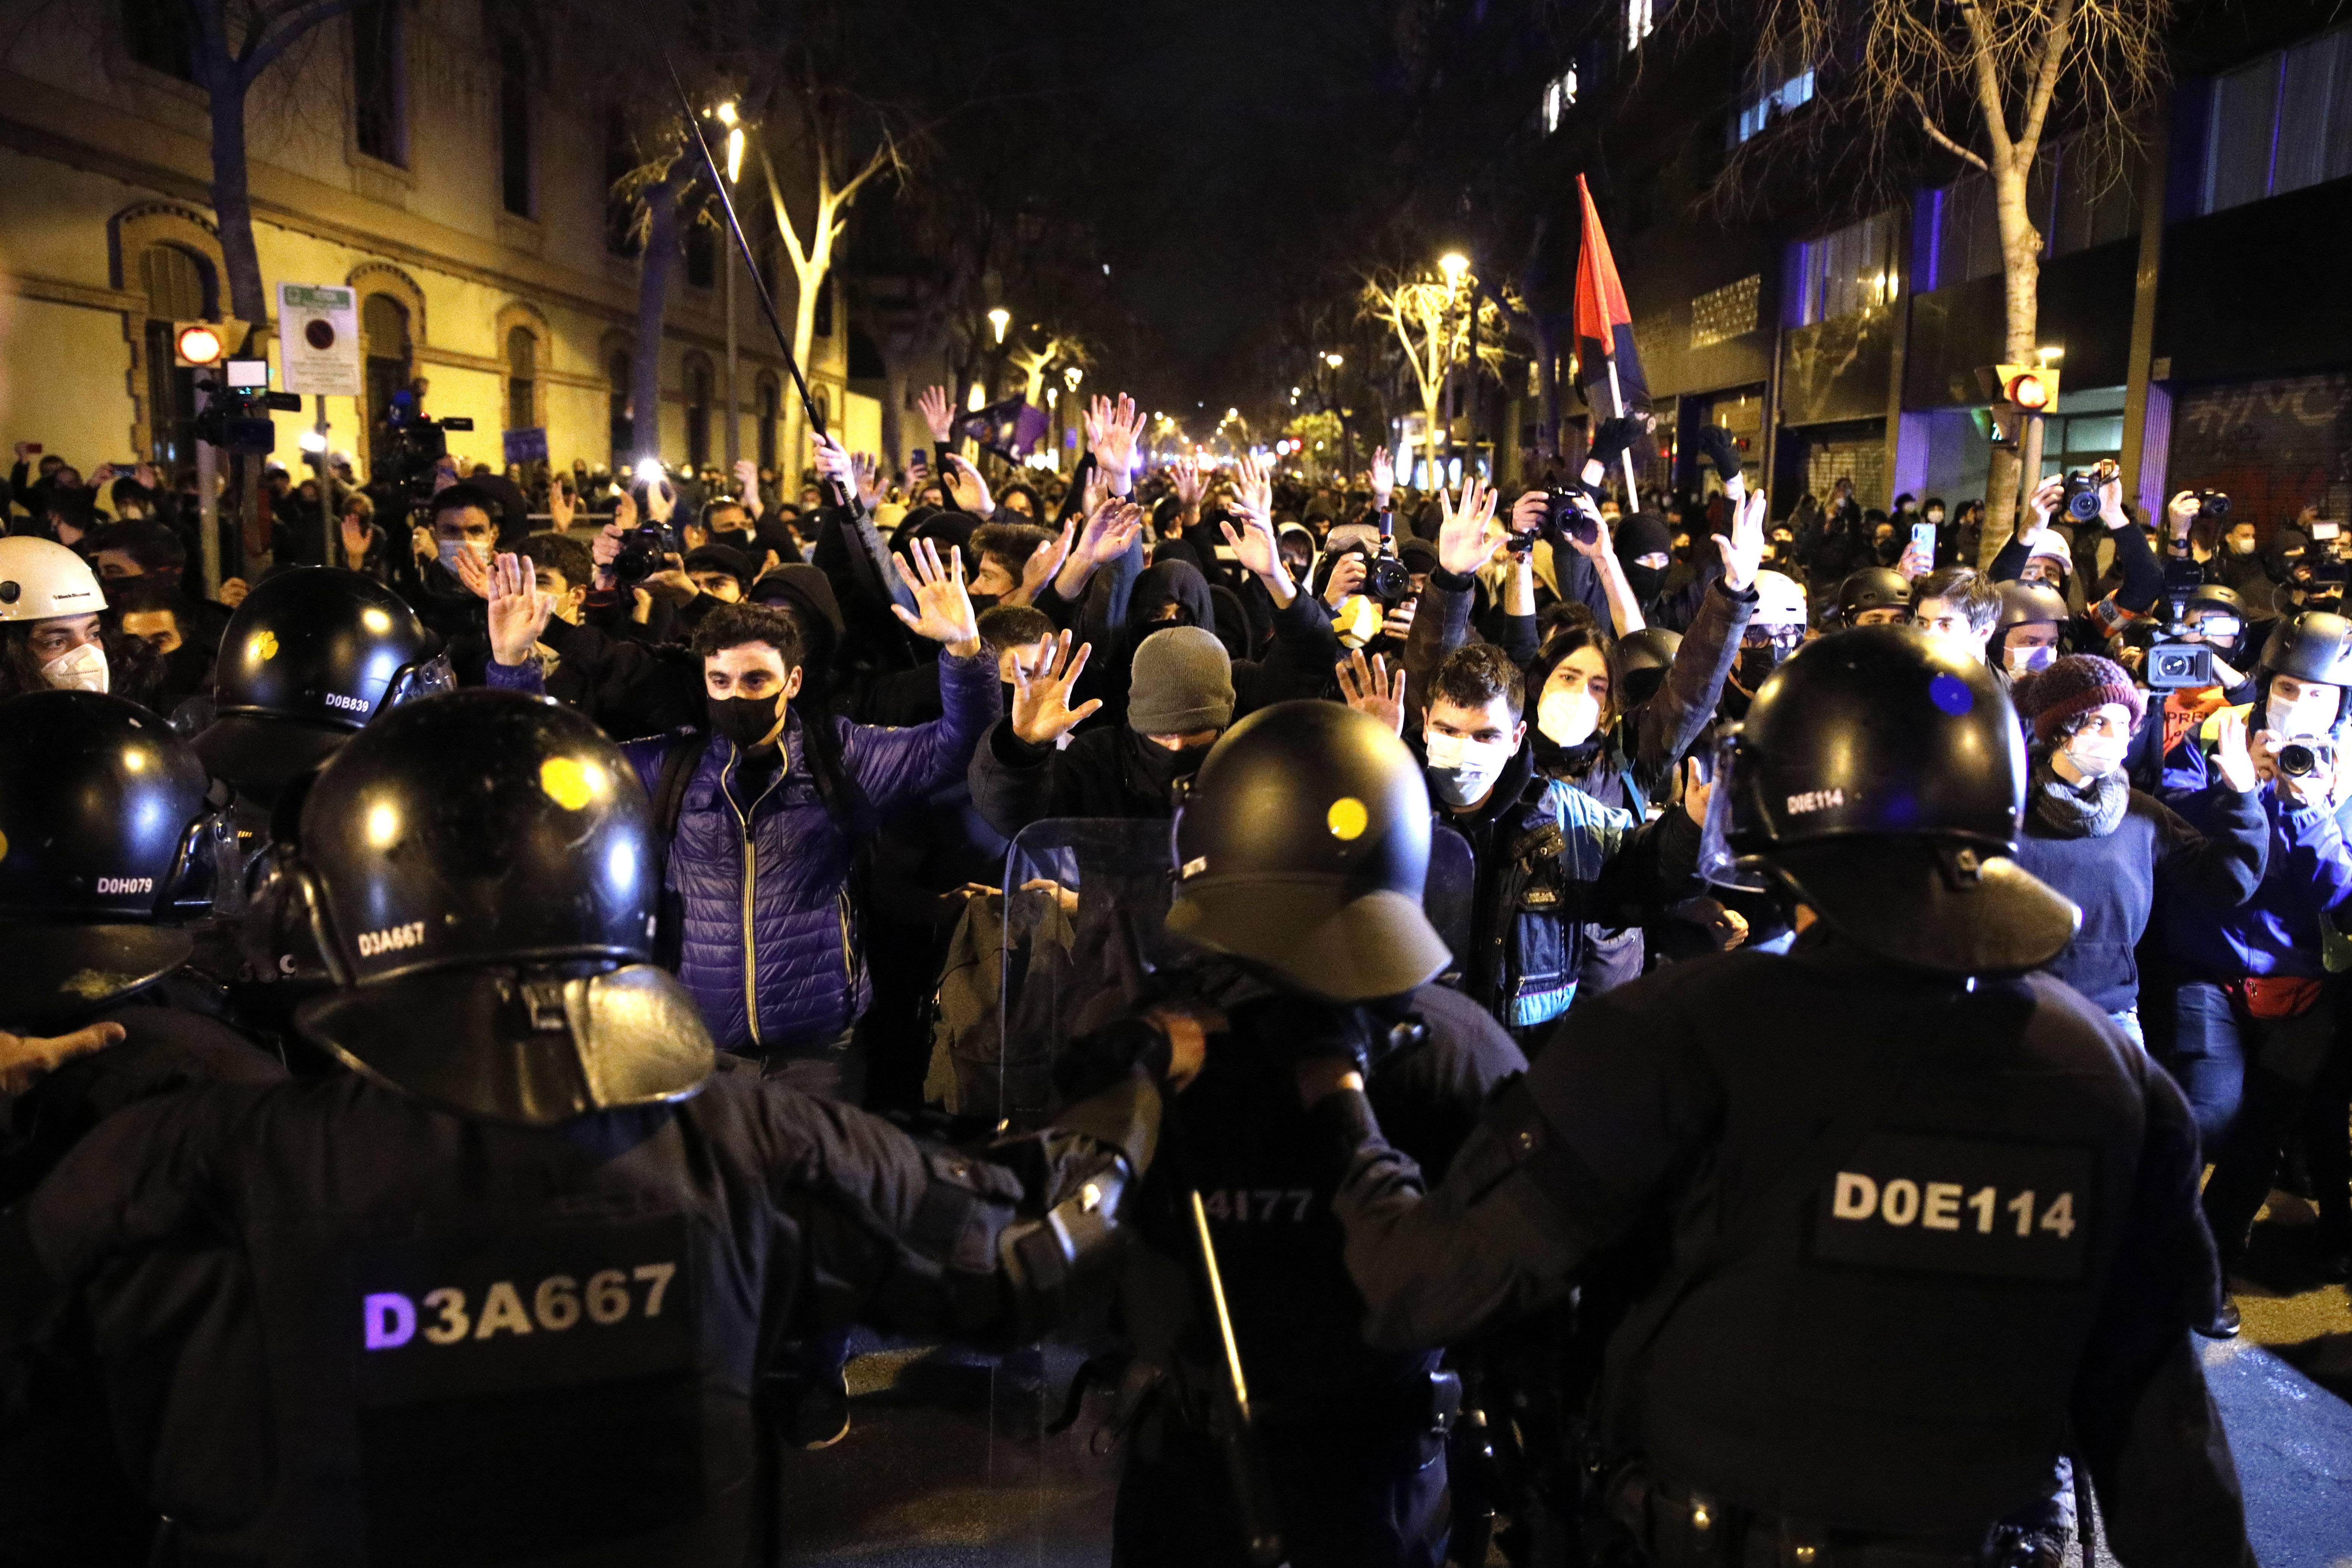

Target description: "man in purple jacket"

left=480, top=541, right=996, bottom=1093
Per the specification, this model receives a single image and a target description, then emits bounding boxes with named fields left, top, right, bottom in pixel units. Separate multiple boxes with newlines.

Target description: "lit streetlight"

left=988, top=308, right=1010, bottom=344
left=1439, top=252, right=1469, bottom=286
left=1064, top=365, right=1083, bottom=391
left=1324, top=352, right=1343, bottom=369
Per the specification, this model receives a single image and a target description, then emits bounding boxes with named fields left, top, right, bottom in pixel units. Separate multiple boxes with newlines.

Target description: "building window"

left=506, top=326, right=538, bottom=432
left=498, top=35, right=531, bottom=217
left=685, top=357, right=714, bottom=468
left=1789, top=212, right=1899, bottom=326
left=124, top=0, right=192, bottom=80
left=1541, top=69, right=1578, bottom=134
left=139, top=245, right=212, bottom=470
left=1624, top=0, right=1653, bottom=54
left=813, top=270, right=834, bottom=338
left=605, top=107, right=639, bottom=257
left=756, top=374, right=779, bottom=470
left=352, top=1, right=405, bottom=165
left=2201, top=26, right=2352, bottom=215
left=1735, top=39, right=1814, bottom=144
left=608, top=349, right=633, bottom=462
left=363, top=294, right=412, bottom=468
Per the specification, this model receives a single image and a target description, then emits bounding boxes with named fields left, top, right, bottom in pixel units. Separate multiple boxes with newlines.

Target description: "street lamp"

left=1439, top=252, right=1469, bottom=287
left=1064, top=365, right=1083, bottom=391
left=988, top=308, right=1010, bottom=344
left=1324, top=352, right=1344, bottom=369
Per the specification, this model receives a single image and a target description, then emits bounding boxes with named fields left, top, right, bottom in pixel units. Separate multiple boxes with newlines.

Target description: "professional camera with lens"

left=2145, top=640, right=2216, bottom=690
left=1542, top=486, right=1602, bottom=549
left=2060, top=462, right=2115, bottom=523
left=612, top=523, right=681, bottom=585
left=2195, top=489, right=2232, bottom=520
left=2277, top=736, right=2335, bottom=778
left=375, top=388, right=475, bottom=501
left=1359, top=550, right=1414, bottom=605
left=193, top=362, right=303, bottom=456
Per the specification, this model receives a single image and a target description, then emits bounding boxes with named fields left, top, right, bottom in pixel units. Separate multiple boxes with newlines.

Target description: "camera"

left=2277, top=737, right=2334, bottom=778
left=1542, top=487, right=1602, bottom=548
left=612, top=524, right=680, bottom=585
left=2144, top=641, right=2215, bottom=690
left=2195, top=490, right=2232, bottom=520
left=376, top=389, right=475, bottom=501
left=1361, top=551, right=1414, bottom=605
left=193, top=363, right=302, bottom=456
left=2060, top=466, right=2107, bottom=522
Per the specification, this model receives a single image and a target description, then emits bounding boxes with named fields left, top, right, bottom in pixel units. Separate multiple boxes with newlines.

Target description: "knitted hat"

left=2015, top=653, right=2144, bottom=745
left=1128, top=625, right=1235, bottom=735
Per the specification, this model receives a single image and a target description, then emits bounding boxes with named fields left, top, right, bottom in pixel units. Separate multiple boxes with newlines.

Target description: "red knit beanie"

left=2015, top=653, right=2145, bottom=745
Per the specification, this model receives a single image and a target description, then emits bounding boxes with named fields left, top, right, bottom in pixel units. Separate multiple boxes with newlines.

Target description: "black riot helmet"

left=2259, top=609, right=2352, bottom=686
left=1837, top=566, right=1912, bottom=625
left=1614, top=626, right=1682, bottom=710
left=194, top=567, right=452, bottom=796
left=1167, top=700, right=1448, bottom=1002
left=274, top=688, right=710, bottom=1126
left=1707, top=626, right=2077, bottom=975
left=0, top=690, right=224, bottom=1018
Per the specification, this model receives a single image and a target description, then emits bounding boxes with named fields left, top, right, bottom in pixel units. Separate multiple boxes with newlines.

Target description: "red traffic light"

left=174, top=322, right=224, bottom=367
left=2004, top=371, right=2049, bottom=411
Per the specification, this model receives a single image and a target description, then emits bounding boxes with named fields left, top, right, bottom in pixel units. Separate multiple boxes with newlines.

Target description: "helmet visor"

left=382, top=652, right=457, bottom=713
left=1697, top=728, right=1765, bottom=892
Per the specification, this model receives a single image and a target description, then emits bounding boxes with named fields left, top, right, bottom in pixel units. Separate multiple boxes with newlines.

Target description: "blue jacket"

left=484, top=651, right=997, bottom=1052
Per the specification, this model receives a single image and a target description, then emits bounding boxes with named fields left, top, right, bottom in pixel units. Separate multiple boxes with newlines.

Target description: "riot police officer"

left=191, top=564, right=449, bottom=809
left=1301, top=628, right=2251, bottom=1566
left=1105, top=700, right=1525, bottom=1568
left=1, top=688, right=1166, bottom=1566
left=0, top=690, right=284, bottom=1563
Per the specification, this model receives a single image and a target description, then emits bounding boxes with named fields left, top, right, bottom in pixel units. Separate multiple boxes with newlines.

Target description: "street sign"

left=503, top=427, right=549, bottom=464
left=276, top=284, right=361, bottom=396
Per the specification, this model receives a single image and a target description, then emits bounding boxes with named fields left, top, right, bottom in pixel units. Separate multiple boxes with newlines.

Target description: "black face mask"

left=967, top=591, right=1002, bottom=616
left=1133, top=733, right=1210, bottom=795
left=1733, top=645, right=1779, bottom=694
left=1623, top=563, right=1668, bottom=602
left=708, top=692, right=783, bottom=749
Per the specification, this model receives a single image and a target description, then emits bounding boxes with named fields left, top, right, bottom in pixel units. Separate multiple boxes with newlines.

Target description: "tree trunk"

left=880, top=360, right=909, bottom=478
left=206, top=72, right=267, bottom=326
left=1975, top=157, right=2045, bottom=567
left=633, top=160, right=689, bottom=467
left=778, top=233, right=826, bottom=479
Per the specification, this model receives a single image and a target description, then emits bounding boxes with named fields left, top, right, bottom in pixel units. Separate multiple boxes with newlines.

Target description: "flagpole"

left=1605, top=358, right=1641, bottom=506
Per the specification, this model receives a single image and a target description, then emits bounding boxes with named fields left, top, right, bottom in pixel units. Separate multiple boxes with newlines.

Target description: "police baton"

left=1189, top=1189, right=1287, bottom=1567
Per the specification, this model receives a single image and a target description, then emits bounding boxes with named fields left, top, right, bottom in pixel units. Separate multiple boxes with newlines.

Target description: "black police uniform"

left=1115, top=983, right=1523, bottom=1568
left=1309, top=631, right=2253, bottom=1566
left=0, top=689, right=1160, bottom=1567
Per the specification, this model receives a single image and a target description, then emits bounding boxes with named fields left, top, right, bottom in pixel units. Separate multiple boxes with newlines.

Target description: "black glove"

left=1692, top=424, right=1743, bottom=486
left=1587, top=415, right=1642, bottom=475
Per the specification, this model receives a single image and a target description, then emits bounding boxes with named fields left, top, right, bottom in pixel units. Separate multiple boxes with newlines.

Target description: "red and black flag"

left=1573, top=173, right=1650, bottom=420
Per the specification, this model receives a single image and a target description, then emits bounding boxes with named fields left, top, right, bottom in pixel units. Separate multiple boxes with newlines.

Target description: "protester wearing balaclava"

left=1613, top=511, right=1675, bottom=606
left=1126, top=625, right=1233, bottom=793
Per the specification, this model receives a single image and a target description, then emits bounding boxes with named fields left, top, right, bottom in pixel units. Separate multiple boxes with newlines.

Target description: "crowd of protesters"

left=0, top=376, right=2341, bottom=1563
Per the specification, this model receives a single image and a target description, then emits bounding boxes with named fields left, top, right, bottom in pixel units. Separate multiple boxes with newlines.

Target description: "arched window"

left=362, top=294, right=412, bottom=468
left=506, top=324, right=538, bottom=431
left=756, top=373, right=779, bottom=471
left=685, top=354, right=714, bottom=468
left=608, top=348, right=633, bottom=463
left=138, top=244, right=213, bottom=469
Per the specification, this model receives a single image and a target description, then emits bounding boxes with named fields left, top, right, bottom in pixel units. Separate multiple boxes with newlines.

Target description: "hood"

left=1130, top=558, right=1215, bottom=637
left=753, top=563, right=844, bottom=684
left=1613, top=511, right=1673, bottom=569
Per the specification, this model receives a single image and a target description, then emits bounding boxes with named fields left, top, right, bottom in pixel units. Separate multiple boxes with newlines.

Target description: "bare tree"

left=1707, top=0, right=2171, bottom=558
left=1360, top=267, right=1513, bottom=484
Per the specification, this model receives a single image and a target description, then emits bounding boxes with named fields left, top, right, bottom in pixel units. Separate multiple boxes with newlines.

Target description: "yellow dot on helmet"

left=1326, top=796, right=1368, bottom=840
left=250, top=630, right=279, bottom=661
left=0, top=828, right=9, bottom=862
left=539, top=756, right=602, bottom=811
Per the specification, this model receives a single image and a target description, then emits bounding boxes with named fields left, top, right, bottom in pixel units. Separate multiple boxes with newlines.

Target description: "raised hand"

left=1334, top=650, right=1405, bottom=736
left=850, top=451, right=881, bottom=511
left=890, top=538, right=982, bottom=656
left=547, top=477, right=576, bottom=533
left=1370, top=444, right=1395, bottom=506
left=1016, top=520, right=1075, bottom=605
left=1717, top=485, right=1768, bottom=593
left=486, top=551, right=556, bottom=668
left=942, top=452, right=993, bottom=515
left=1172, top=454, right=1210, bottom=511
left=2168, top=490, right=2202, bottom=540
left=734, top=457, right=763, bottom=519
left=2026, top=474, right=2064, bottom=533
left=1077, top=498, right=1143, bottom=568
left=1090, top=393, right=1143, bottom=496
left=339, top=510, right=374, bottom=564
left=1437, top=475, right=1500, bottom=576
left=1681, top=753, right=1713, bottom=826
left=643, top=473, right=676, bottom=524
left=812, top=432, right=858, bottom=502
left=917, top=385, right=955, bottom=446
left=2212, top=708, right=2258, bottom=793
left=1009, top=629, right=1103, bottom=745
left=1230, top=451, right=1273, bottom=530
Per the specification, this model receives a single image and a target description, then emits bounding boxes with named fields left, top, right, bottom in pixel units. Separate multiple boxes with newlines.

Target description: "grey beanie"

left=1128, top=625, right=1236, bottom=735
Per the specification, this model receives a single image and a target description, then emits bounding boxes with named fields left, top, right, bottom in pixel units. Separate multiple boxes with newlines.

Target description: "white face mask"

left=1424, top=729, right=1515, bottom=807
left=41, top=639, right=108, bottom=694
left=1537, top=686, right=1602, bottom=748
left=435, top=537, right=494, bottom=575
left=2062, top=733, right=2128, bottom=780
left=2229, top=536, right=2257, bottom=555
left=2005, top=643, right=2057, bottom=676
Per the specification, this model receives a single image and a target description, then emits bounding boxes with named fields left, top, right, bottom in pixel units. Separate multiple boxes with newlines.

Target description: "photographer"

left=2151, top=611, right=2352, bottom=1327
left=2124, top=582, right=2265, bottom=795
left=1989, top=466, right=2162, bottom=643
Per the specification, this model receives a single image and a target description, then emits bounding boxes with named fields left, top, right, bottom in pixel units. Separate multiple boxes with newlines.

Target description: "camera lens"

left=2279, top=743, right=2319, bottom=777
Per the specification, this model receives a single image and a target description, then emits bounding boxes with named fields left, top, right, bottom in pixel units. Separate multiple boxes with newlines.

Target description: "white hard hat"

left=0, top=536, right=104, bottom=622
left=1751, top=569, right=1808, bottom=628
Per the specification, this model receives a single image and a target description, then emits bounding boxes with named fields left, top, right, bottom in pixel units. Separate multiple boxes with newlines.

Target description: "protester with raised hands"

left=1989, top=461, right=2163, bottom=644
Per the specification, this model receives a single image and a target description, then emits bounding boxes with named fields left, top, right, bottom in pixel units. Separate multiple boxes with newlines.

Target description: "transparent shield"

left=1697, top=728, right=1766, bottom=892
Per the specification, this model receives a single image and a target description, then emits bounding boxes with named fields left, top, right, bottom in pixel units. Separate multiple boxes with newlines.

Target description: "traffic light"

left=1981, top=362, right=2061, bottom=447
left=171, top=318, right=250, bottom=368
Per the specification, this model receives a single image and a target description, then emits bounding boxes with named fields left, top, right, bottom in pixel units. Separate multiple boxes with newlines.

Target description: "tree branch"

left=2017, top=0, right=2080, bottom=160
left=1959, top=0, right=2019, bottom=168
left=1906, top=85, right=1990, bottom=171
left=236, top=0, right=369, bottom=82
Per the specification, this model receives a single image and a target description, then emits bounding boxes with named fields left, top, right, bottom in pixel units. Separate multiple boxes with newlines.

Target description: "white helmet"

left=0, top=536, right=104, bottom=623
left=1751, top=569, right=1808, bottom=628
